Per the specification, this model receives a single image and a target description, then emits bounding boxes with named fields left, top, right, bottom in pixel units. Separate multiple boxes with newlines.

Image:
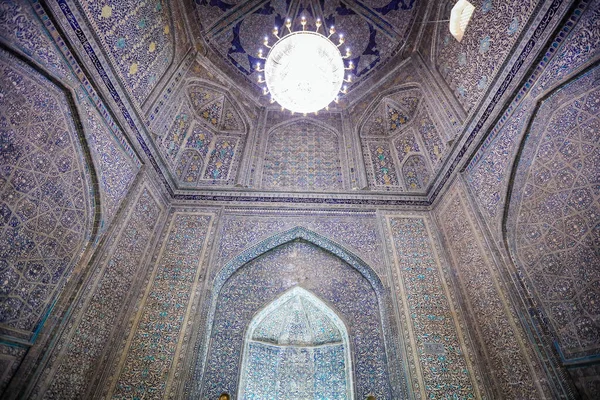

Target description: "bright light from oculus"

left=257, top=17, right=353, bottom=114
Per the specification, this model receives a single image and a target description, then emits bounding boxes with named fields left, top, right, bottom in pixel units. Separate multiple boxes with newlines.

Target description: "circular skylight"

left=264, top=31, right=345, bottom=114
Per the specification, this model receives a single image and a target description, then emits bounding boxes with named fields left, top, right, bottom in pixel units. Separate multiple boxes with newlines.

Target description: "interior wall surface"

left=1, top=0, right=599, bottom=399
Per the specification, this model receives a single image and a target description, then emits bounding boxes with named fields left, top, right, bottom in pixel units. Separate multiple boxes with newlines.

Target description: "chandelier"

left=255, top=16, right=353, bottom=114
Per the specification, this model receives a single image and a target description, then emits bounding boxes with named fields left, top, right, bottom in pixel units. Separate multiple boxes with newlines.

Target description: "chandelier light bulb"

left=261, top=17, right=349, bottom=113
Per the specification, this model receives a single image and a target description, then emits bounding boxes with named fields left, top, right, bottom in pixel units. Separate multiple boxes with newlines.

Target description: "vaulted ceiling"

left=194, top=0, right=420, bottom=92
left=64, top=0, right=548, bottom=203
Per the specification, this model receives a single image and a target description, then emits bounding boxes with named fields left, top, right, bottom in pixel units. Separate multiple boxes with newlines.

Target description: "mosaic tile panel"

left=0, top=0, right=70, bottom=82
left=532, top=0, right=600, bottom=97
left=154, top=81, right=246, bottom=187
left=201, top=240, right=391, bottom=399
left=387, top=216, right=478, bottom=399
left=361, top=95, right=420, bottom=138
left=221, top=98, right=245, bottom=131
left=197, top=98, right=223, bottom=127
left=184, top=121, right=214, bottom=155
left=80, top=99, right=138, bottom=228
left=393, top=129, right=421, bottom=164
left=402, top=155, right=430, bottom=190
left=416, top=105, right=445, bottom=168
left=509, top=74, right=600, bottom=360
left=466, top=0, right=599, bottom=225
left=112, top=212, right=213, bottom=399
left=365, top=140, right=401, bottom=188
left=187, top=84, right=245, bottom=133
left=174, top=124, right=213, bottom=184
left=239, top=287, right=351, bottom=399
left=0, top=52, right=94, bottom=335
left=261, top=120, right=343, bottom=191
left=187, top=84, right=221, bottom=111
left=387, top=90, right=421, bottom=116
left=161, top=102, right=193, bottom=164
left=360, top=90, right=442, bottom=193
left=78, top=0, right=174, bottom=103
left=203, top=136, right=239, bottom=182
left=437, top=180, right=543, bottom=399
left=213, top=213, right=385, bottom=277
left=387, top=104, right=410, bottom=131
left=466, top=101, right=533, bottom=220
left=436, top=0, right=535, bottom=112
left=42, top=186, right=162, bottom=399
left=242, top=342, right=347, bottom=399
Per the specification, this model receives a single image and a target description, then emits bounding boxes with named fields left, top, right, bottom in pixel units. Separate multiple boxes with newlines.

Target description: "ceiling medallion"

left=255, top=16, right=353, bottom=114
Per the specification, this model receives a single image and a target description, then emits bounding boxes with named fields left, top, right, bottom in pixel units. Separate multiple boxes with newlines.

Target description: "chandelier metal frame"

left=255, top=16, right=354, bottom=114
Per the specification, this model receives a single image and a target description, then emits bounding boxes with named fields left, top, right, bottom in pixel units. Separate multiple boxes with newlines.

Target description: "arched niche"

left=238, top=286, right=354, bottom=399
left=504, top=64, right=600, bottom=361
left=357, top=85, right=442, bottom=192
left=190, top=227, right=403, bottom=399
left=0, top=48, right=100, bottom=340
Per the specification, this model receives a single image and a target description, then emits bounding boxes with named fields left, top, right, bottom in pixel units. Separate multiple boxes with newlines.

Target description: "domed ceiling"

left=195, top=0, right=419, bottom=92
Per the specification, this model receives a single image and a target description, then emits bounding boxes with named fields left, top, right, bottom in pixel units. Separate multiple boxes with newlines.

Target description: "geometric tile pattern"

left=466, top=0, right=600, bottom=224
left=437, top=181, right=543, bottom=399
left=365, top=140, right=401, bottom=187
left=203, top=136, right=239, bottom=181
left=201, top=239, right=391, bottom=399
left=361, top=90, right=441, bottom=192
left=156, top=82, right=246, bottom=187
left=436, top=0, right=535, bottom=112
left=198, top=0, right=417, bottom=90
left=113, top=213, right=213, bottom=399
left=0, top=0, right=70, bottom=81
left=212, top=212, right=386, bottom=279
left=261, top=120, right=343, bottom=190
left=416, top=105, right=445, bottom=168
left=42, top=186, right=161, bottom=400
left=239, top=287, right=351, bottom=399
left=387, top=216, right=478, bottom=399
left=0, top=54, right=94, bottom=335
left=78, top=0, right=174, bottom=103
left=511, top=81, right=600, bottom=359
left=80, top=100, right=137, bottom=227
left=175, top=124, right=213, bottom=184
left=402, top=154, right=431, bottom=190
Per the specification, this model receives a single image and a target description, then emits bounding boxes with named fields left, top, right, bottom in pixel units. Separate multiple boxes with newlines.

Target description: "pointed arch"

left=213, top=226, right=384, bottom=295
left=192, top=226, right=401, bottom=398
left=238, top=287, right=354, bottom=399
left=357, top=84, right=423, bottom=137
